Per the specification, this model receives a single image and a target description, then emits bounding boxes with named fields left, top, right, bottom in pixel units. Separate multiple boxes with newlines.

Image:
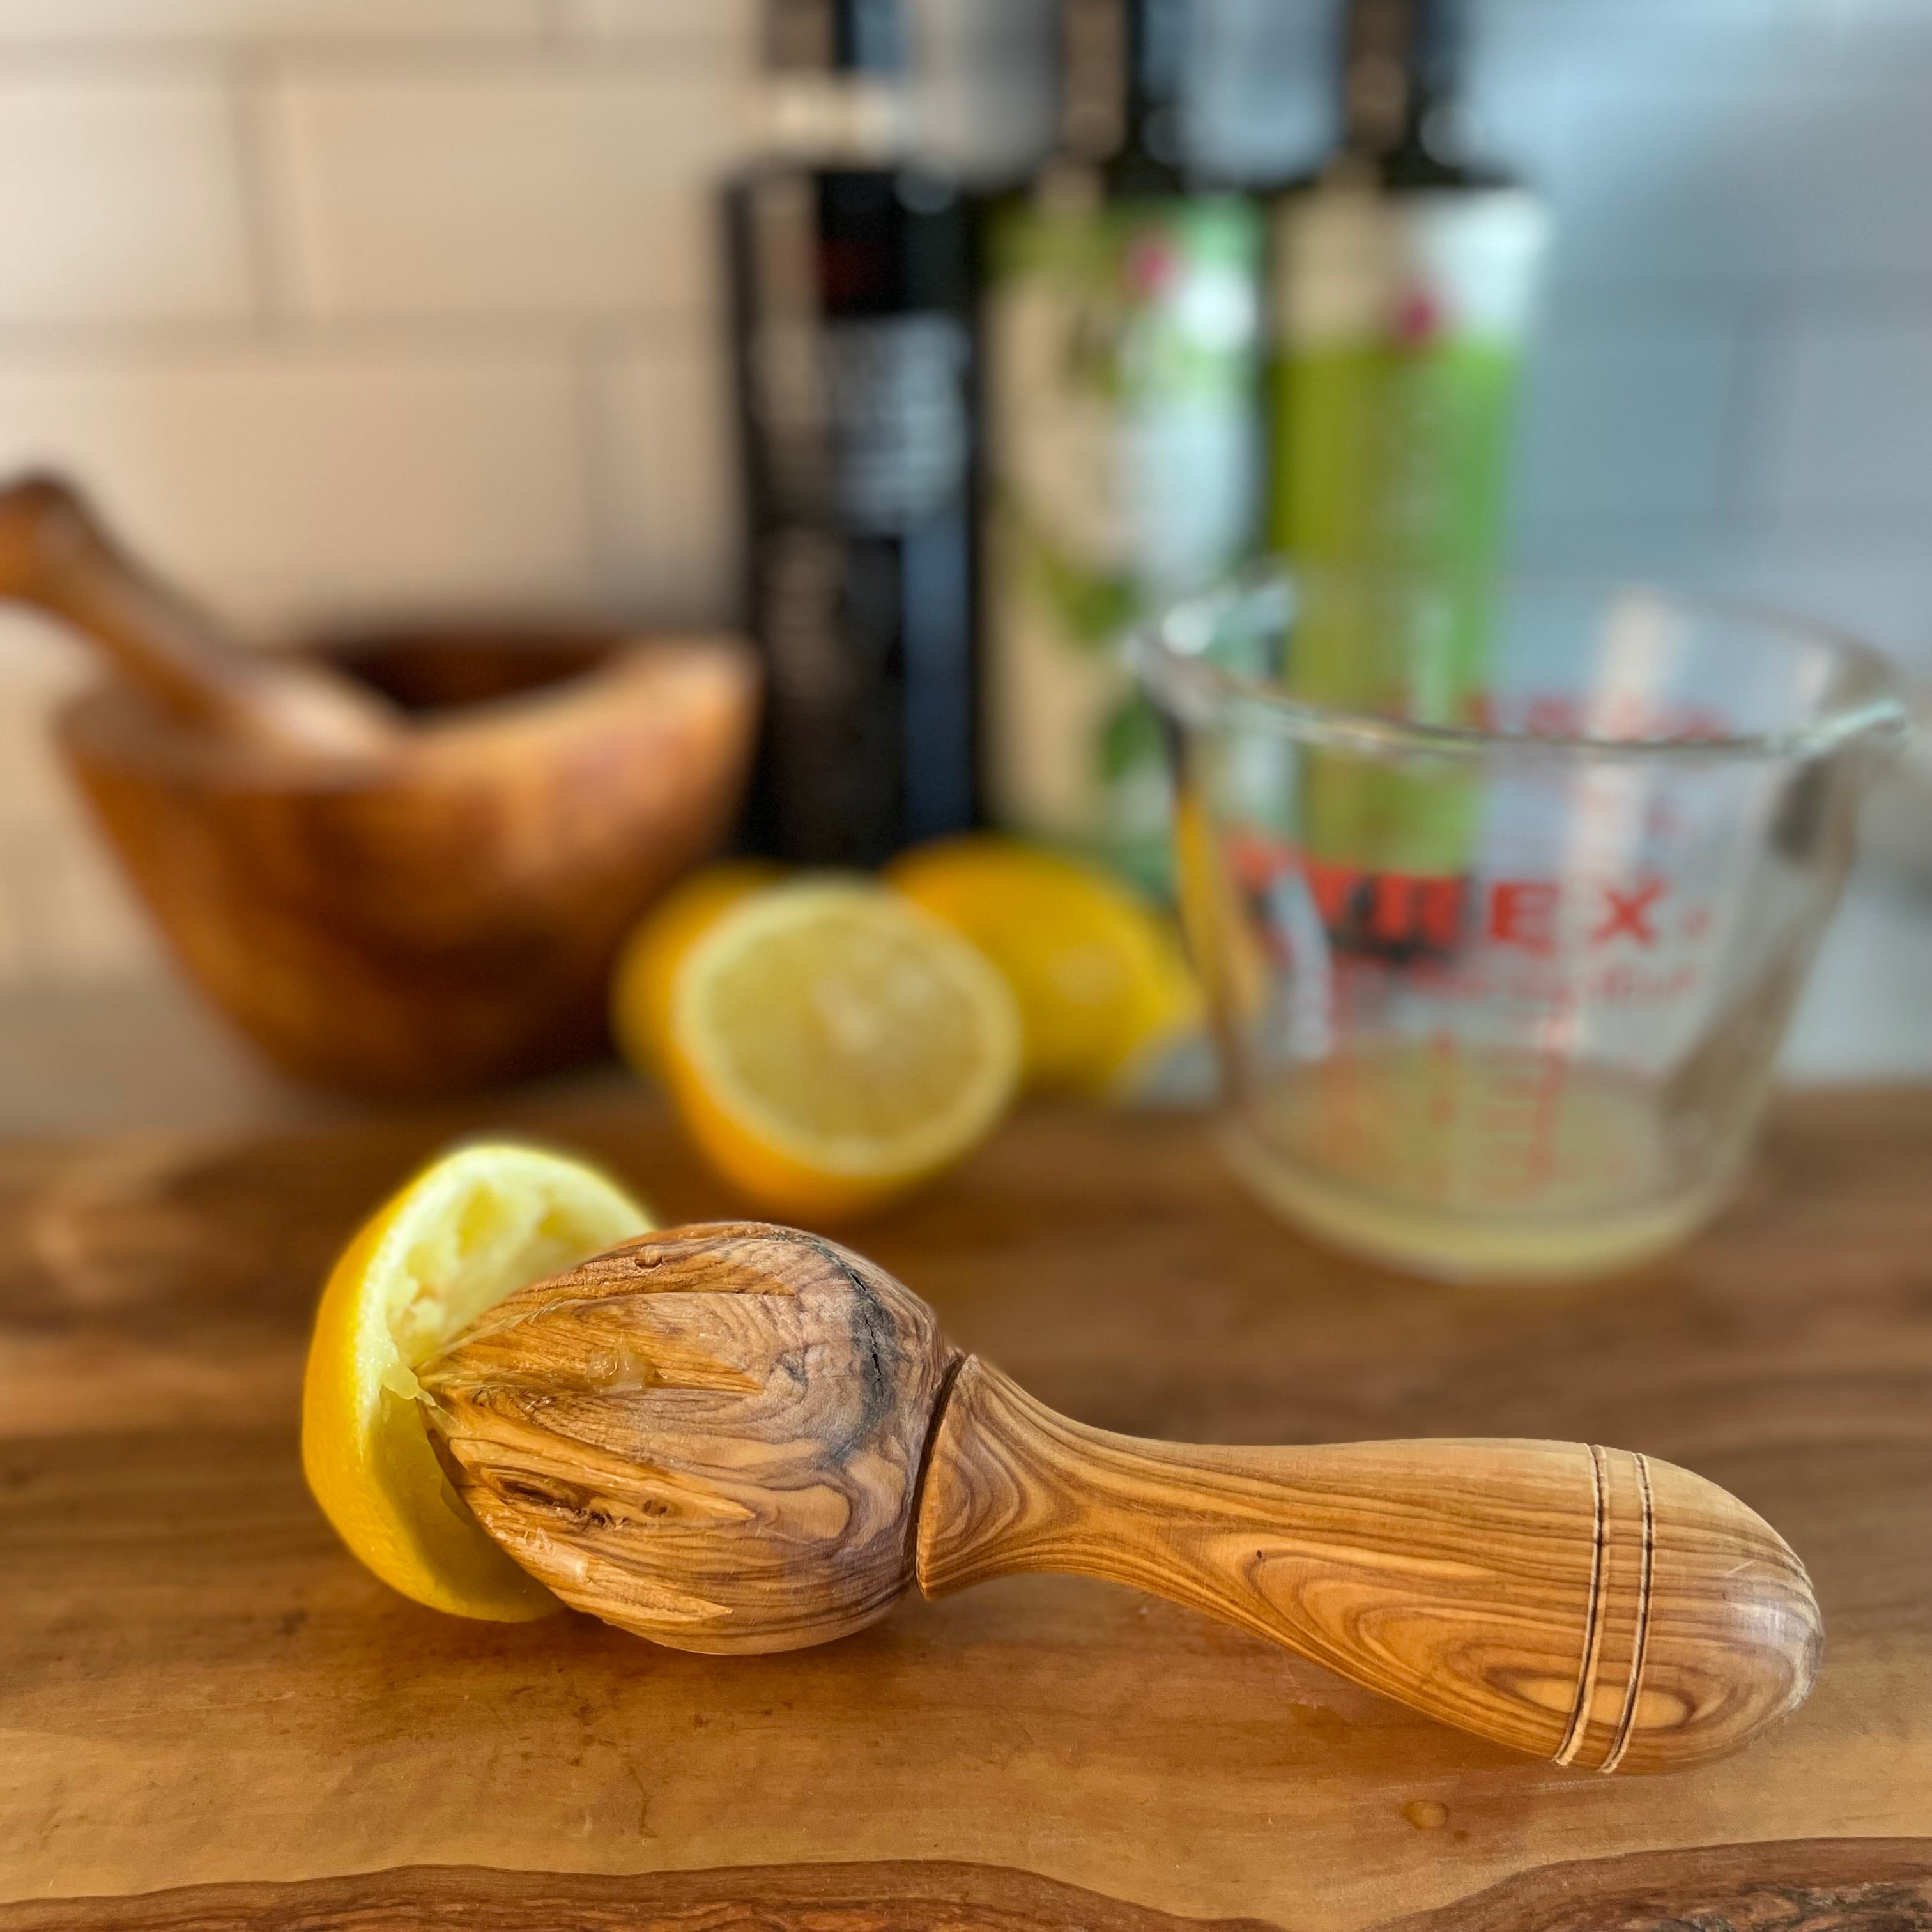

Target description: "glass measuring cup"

left=1136, top=567, right=1907, bottom=1282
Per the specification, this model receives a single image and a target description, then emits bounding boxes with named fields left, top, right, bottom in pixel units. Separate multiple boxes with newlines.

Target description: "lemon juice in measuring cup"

left=1139, top=570, right=1905, bottom=1282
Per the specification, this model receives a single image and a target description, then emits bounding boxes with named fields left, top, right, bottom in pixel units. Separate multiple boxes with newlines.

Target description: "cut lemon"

left=302, top=1141, right=652, bottom=1619
left=610, top=858, right=786, bottom=1079
left=664, top=878, right=1022, bottom=1222
left=887, top=834, right=1201, bottom=1098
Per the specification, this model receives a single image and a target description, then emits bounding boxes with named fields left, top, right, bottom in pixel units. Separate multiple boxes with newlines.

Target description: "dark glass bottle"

left=1337, top=0, right=1505, bottom=188
left=1103, top=0, right=1187, bottom=197
left=727, top=0, right=977, bottom=866
left=977, top=0, right=1264, bottom=892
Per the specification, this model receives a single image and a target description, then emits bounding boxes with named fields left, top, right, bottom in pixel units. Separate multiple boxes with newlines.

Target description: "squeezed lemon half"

left=663, top=878, right=1022, bottom=1223
left=301, top=1141, right=652, bottom=1619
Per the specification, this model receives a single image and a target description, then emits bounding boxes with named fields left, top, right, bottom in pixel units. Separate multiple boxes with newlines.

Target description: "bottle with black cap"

left=1266, top=0, right=1549, bottom=947
left=979, top=0, right=1264, bottom=893
left=726, top=0, right=977, bottom=866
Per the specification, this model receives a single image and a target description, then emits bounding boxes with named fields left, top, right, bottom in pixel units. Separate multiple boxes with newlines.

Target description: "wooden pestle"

left=418, top=1223, right=1822, bottom=1775
left=0, top=472, right=400, bottom=758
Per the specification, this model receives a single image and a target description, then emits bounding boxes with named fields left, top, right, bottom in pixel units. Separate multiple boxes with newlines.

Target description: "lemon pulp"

left=666, top=879, right=1022, bottom=1220
left=302, top=1142, right=652, bottom=1618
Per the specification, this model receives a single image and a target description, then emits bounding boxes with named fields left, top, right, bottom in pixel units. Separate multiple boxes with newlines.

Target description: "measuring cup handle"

left=915, top=1358, right=1821, bottom=1774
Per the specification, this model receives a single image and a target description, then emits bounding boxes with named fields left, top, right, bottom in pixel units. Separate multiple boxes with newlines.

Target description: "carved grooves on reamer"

left=1554, top=1445, right=1655, bottom=1771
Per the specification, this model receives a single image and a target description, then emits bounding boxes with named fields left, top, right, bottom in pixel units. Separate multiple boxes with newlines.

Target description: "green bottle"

left=1268, top=0, right=1547, bottom=920
left=981, top=0, right=1264, bottom=894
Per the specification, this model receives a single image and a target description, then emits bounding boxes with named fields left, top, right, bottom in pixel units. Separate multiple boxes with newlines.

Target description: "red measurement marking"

left=1586, top=962, right=1699, bottom=1004
left=1521, top=993, right=1575, bottom=1192
left=1304, top=855, right=1360, bottom=929
left=1224, top=829, right=1678, bottom=958
left=1225, top=828, right=1291, bottom=890
left=1420, top=1031, right=1458, bottom=1197
left=1524, top=695, right=1583, bottom=736
left=1230, top=834, right=1473, bottom=954
left=1488, top=880, right=1559, bottom=955
left=1366, top=872, right=1465, bottom=949
left=1503, top=694, right=1734, bottom=741
left=1592, top=879, right=1664, bottom=947
left=1371, top=874, right=1411, bottom=946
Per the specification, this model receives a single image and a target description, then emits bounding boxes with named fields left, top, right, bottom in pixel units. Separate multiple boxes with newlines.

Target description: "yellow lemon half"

left=610, top=858, right=787, bottom=1080
left=663, top=878, right=1022, bottom=1223
left=302, top=1141, right=652, bottom=1619
left=887, top=834, right=1201, bottom=1097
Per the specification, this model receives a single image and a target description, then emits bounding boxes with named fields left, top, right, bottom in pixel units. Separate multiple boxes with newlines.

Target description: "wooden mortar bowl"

left=57, top=625, right=759, bottom=1096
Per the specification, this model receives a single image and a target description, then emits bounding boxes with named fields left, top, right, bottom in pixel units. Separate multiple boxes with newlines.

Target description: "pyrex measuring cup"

left=1137, top=567, right=1907, bottom=1282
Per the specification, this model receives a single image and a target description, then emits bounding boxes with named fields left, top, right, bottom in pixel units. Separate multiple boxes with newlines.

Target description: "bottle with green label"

left=1268, top=0, right=1547, bottom=927
left=979, top=0, right=1264, bottom=894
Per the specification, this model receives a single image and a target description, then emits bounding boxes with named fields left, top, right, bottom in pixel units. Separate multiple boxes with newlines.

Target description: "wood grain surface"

left=59, top=629, right=757, bottom=1096
left=426, top=1220, right=1818, bottom=1765
left=423, top=1223, right=956, bottom=1652
left=1, top=1091, right=1929, bottom=1929
left=0, top=1857, right=1288, bottom=1932
left=0, top=1842, right=1926, bottom=1932
left=916, top=1360, right=1819, bottom=1773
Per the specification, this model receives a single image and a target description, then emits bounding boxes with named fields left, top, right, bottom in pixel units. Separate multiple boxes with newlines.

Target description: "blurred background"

left=0, top=0, right=1926, bottom=1136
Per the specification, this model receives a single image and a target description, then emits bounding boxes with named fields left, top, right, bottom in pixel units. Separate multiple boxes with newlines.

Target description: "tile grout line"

left=0, top=33, right=727, bottom=73
left=1716, top=284, right=1780, bottom=545
left=0, top=310, right=712, bottom=366
left=223, top=49, right=287, bottom=334
left=571, top=329, right=627, bottom=610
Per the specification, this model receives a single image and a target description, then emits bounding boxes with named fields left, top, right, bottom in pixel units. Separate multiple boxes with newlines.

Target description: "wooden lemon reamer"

left=418, top=1223, right=1821, bottom=1775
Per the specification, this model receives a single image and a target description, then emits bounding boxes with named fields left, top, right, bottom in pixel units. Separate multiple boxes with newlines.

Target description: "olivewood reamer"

left=418, top=1222, right=1821, bottom=1774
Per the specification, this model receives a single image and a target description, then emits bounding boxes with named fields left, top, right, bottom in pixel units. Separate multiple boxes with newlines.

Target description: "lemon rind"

left=302, top=1140, right=651, bottom=1621
left=668, top=879, right=1023, bottom=1183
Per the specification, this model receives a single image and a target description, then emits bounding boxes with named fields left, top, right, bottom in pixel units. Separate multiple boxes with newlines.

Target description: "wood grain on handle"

left=916, top=1358, right=1822, bottom=1774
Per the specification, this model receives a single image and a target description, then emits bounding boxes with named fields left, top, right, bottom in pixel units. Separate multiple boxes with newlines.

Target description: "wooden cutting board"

left=1, top=1091, right=1928, bottom=1931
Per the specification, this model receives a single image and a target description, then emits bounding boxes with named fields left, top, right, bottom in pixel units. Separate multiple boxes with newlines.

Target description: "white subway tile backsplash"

left=555, top=0, right=758, bottom=56
left=1754, top=312, right=1932, bottom=529
left=1513, top=309, right=1745, bottom=539
left=1474, top=0, right=1932, bottom=99
left=0, top=0, right=546, bottom=43
left=264, top=62, right=753, bottom=325
left=1493, top=74, right=1932, bottom=291
left=1698, top=537, right=1932, bottom=670
left=0, top=348, right=592, bottom=628
left=1510, top=523, right=1932, bottom=680
left=0, top=0, right=1917, bottom=1087
left=0, top=610, right=155, bottom=985
left=1784, top=875, right=1932, bottom=1082
left=1468, top=0, right=1932, bottom=142
left=589, top=328, right=740, bottom=624
left=1188, top=0, right=1334, bottom=185
left=912, top=0, right=1058, bottom=184
left=0, top=78, right=251, bottom=325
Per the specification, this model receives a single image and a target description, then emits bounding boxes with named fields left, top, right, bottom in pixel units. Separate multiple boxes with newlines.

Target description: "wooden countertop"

left=1, top=1091, right=1928, bottom=1929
